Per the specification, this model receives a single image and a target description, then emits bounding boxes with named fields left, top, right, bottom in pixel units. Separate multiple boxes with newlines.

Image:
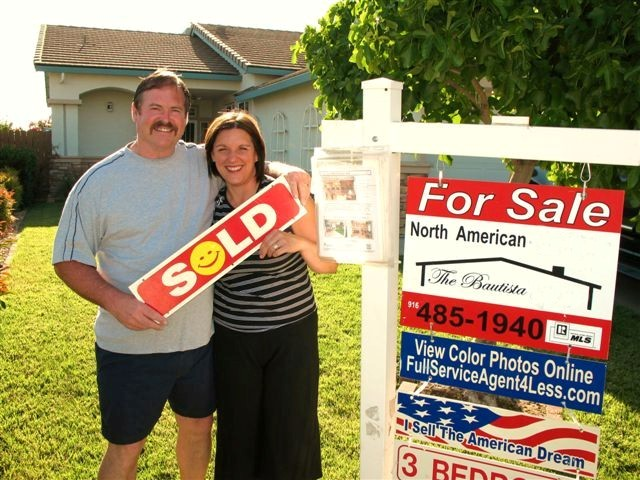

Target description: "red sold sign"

left=129, top=177, right=305, bottom=316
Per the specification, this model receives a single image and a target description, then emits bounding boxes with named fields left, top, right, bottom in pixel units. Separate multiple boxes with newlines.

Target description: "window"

left=182, top=106, right=199, bottom=142
left=271, top=112, right=287, bottom=163
left=300, top=105, right=322, bottom=171
left=200, top=122, right=209, bottom=142
left=223, top=101, right=249, bottom=112
left=182, top=121, right=196, bottom=143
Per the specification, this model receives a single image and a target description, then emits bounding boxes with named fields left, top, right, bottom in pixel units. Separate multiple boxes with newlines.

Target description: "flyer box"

left=311, top=148, right=392, bottom=263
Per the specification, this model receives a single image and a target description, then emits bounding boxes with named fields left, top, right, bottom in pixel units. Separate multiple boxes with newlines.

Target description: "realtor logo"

left=546, top=319, right=600, bottom=350
left=555, top=323, right=569, bottom=337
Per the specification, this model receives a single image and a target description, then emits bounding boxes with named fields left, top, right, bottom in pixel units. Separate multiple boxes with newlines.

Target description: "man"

left=52, top=69, right=309, bottom=479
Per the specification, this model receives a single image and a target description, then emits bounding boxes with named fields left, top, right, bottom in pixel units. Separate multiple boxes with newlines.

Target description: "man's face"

left=131, top=85, right=188, bottom=159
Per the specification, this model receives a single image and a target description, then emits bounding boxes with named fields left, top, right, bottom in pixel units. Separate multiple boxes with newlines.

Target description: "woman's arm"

left=259, top=197, right=338, bottom=274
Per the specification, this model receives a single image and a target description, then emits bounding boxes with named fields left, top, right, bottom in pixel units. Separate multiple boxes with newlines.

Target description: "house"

left=33, top=22, right=508, bottom=199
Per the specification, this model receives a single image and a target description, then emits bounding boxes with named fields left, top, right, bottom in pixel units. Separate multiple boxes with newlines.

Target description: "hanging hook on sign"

left=562, top=400, right=584, bottom=433
left=411, top=378, right=432, bottom=399
left=580, top=163, right=592, bottom=200
left=437, top=155, right=446, bottom=187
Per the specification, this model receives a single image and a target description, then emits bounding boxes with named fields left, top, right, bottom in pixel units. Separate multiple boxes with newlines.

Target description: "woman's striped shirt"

left=212, top=177, right=317, bottom=333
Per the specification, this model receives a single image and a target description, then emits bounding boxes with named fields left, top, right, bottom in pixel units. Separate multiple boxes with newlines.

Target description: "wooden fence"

left=0, top=129, right=52, bottom=202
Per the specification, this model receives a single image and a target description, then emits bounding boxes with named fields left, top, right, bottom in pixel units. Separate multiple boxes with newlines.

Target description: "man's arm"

left=54, top=260, right=167, bottom=330
left=265, top=161, right=311, bottom=203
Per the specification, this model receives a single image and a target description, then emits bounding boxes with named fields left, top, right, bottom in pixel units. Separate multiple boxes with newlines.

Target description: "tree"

left=294, top=0, right=640, bottom=228
left=28, top=118, right=52, bottom=132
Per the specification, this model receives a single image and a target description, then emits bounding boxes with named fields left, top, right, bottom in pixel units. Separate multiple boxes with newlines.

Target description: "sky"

left=0, top=0, right=338, bottom=129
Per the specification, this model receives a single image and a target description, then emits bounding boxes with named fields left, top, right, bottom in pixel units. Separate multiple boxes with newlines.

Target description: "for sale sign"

left=130, top=177, right=305, bottom=316
left=395, top=441, right=576, bottom=480
left=395, top=383, right=599, bottom=477
left=400, top=178, right=624, bottom=360
left=400, top=332, right=606, bottom=413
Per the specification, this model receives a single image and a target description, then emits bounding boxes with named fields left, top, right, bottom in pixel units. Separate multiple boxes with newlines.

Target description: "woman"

left=204, top=111, right=337, bottom=480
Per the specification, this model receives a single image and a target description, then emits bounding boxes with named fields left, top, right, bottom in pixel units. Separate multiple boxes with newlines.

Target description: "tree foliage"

left=294, top=0, right=640, bottom=225
left=28, top=118, right=52, bottom=132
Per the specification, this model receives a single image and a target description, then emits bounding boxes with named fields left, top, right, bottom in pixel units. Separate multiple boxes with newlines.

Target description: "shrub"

left=0, top=145, right=37, bottom=207
left=0, top=168, right=23, bottom=209
left=56, top=171, right=80, bottom=201
left=0, top=182, right=14, bottom=309
left=0, top=187, right=15, bottom=235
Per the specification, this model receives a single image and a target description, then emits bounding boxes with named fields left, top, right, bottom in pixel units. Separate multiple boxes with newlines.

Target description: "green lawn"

left=0, top=203, right=638, bottom=479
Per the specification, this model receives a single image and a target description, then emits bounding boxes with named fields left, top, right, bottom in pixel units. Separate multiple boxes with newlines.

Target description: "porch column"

left=48, top=99, right=81, bottom=157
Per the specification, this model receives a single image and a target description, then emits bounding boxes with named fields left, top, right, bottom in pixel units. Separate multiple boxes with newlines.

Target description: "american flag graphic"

left=396, top=390, right=600, bottom=478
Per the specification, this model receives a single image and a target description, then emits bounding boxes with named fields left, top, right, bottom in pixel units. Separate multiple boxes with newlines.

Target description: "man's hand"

left=265, top=161, right=311, bottom=203
left=285, top=170, right=311, bottom=203
left=108, top=294, right=168, bottom=331
left=54, top=260, right=167, bottom=331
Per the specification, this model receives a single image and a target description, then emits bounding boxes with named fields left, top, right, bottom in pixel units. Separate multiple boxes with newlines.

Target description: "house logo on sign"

left=415, top=257, right=602, bottom=310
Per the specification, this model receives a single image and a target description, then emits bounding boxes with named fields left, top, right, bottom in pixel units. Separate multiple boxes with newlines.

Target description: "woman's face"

left=211, top=128, right=258, bottom=187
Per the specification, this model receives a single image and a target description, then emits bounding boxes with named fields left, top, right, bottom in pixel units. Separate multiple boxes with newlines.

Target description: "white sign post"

left=320, top=77, right=640, bottom=480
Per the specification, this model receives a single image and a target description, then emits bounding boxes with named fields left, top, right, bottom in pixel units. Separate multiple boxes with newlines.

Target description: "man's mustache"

left=151, top=121, right=178, bottom=132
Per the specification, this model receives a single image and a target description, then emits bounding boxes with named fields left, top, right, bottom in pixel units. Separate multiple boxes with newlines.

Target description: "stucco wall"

left=249, top=82, right=320, bottom=171
left=46, top=72, right=241, bottom=157
left=436, top=154, right=510, bottom=182
left=79, top=89, right=135, bottom=157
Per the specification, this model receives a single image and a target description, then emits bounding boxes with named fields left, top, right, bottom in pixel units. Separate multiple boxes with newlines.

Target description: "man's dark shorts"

left=95, top=338, right=215, bottom=445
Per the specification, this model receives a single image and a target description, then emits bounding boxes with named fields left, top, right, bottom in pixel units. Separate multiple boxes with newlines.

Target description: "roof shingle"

left=34, top=25, right=239, bottom=75
left=194, top=24, right=306, bottom=70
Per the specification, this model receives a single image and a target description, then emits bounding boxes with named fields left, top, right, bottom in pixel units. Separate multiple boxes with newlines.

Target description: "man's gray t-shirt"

left=52, top=141, right=222, bottom=354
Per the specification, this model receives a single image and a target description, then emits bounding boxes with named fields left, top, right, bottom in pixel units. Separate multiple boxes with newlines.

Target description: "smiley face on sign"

left=190, top=241, right=226, bottom=276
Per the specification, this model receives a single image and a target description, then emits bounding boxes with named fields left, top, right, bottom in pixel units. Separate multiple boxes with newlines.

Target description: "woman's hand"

left=259, top=231, right=297, bottom=258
